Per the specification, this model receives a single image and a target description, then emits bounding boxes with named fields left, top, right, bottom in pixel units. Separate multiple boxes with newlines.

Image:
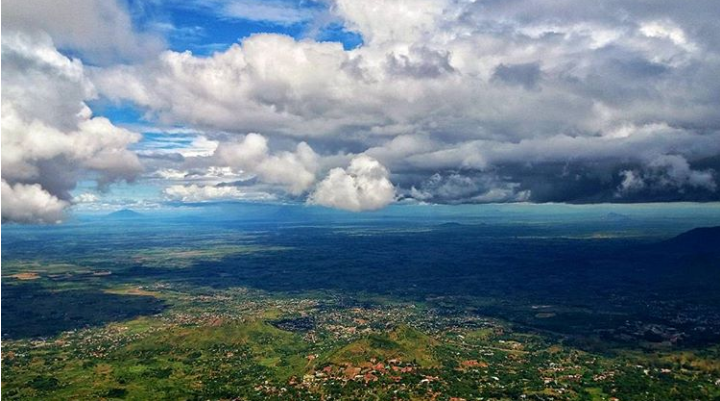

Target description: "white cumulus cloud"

left=215, top=133, right=318, bottom=195
left=309, top=155, right=395, bottom=211
left=1, top=31, right=143, bottom=222
left=1, top=181, right=69, bottom=224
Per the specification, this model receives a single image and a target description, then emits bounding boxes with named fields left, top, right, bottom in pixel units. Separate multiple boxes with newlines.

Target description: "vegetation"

left=3, top=219, right=720, bottom=400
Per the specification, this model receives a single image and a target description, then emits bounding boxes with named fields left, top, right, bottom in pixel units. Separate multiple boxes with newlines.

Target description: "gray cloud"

left=617, top=155, right=717, bottom=199
left=408, top=172, right=529, bottom=204
left=386, top=47, right=455, bottom=78
left=492, top=63, right=542, bottom=90
left=1, top=0, right=164, bottom=63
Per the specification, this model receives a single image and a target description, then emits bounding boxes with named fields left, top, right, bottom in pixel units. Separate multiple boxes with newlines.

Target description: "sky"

left=2, top=0, right=720, bottom=223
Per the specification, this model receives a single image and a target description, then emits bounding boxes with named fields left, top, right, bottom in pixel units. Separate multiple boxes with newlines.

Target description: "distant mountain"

left=661, top=226, right=720, bottom=254
left=436, top=222, right=464, bottom=227
left=106, top=209, right=143, bottom=219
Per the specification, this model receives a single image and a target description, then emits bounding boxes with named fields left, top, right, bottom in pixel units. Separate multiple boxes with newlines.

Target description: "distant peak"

left=437, top=222, right=464, bottom=227
left=106, top=209, right=143, bottom=219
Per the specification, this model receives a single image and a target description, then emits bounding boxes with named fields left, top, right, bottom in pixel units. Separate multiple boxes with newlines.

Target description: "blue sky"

left=128, top=0, right=363, bottom=54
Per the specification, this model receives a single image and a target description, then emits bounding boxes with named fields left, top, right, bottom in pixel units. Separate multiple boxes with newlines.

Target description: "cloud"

left=617, top=155, right=717, bottom=197
left=163, top=184, right=274, bottom=202
left=492, top=63, right=542, bottom=90
left=309, top=155, right=395, bottom=211
left=92, top=1, right=720, bottom=162
left=7, top=0, right=720, bottom=215
left=332, top=0, right=448, bottom=44
left=93, top=34, right=365, bottom=137
left=136, top=132, right=219, bottom=159
left=1, top=181, right=69, bottom=224
left=1, top=32, right=142, bottom=222
left=639, top=20, right=696, bottom=52
left=74, top=193, right=100, bottom=203
left=1, top=0, right=164, bottom=63
left=386, top=46, right=455, bottom=78
left=409, top=173, right=530, bottom=204
left=93, top=0, right=720, bottom=203
left=215, top=133, right=319, bottom=195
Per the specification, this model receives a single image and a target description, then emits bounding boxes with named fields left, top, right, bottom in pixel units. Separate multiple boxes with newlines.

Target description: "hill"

left=661, top=226, right=720, bottom=254
left=323, top=325, right=438, bottom=368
